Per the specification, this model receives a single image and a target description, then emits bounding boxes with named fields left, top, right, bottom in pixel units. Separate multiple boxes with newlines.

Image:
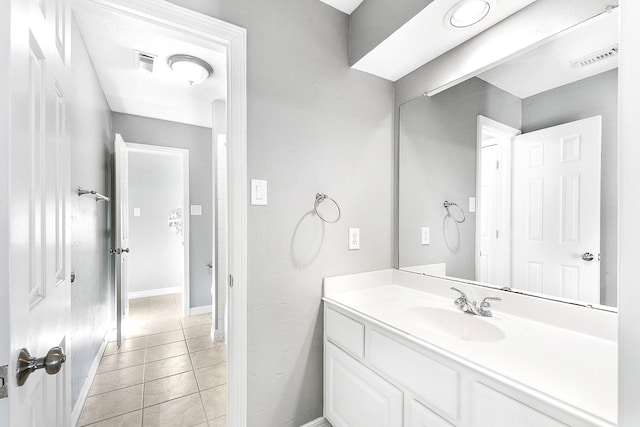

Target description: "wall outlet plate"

left=191, top=205, right=203, bottom=215
left=421, top=227, right=430, bottom=245
left=349, top=228, right=360, bottom=250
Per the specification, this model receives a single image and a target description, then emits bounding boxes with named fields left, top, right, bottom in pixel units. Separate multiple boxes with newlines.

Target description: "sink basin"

left=401, top=306, right=506, bottom=342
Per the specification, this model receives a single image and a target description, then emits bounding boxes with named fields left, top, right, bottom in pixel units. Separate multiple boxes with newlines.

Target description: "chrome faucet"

left=451, top=287, right=501, bottom=317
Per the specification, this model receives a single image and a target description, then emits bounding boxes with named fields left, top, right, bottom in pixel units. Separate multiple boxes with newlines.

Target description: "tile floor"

left=78, top=294, right=227, bottom=427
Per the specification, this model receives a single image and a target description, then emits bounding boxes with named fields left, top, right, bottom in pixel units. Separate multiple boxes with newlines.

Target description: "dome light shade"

left=446, top=0, right=492, bottom=28
left=167, top=54, right=213, bottom=85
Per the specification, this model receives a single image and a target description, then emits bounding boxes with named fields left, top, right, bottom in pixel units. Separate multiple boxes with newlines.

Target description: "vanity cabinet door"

left=325, top=342, right=403, bottom=427
left=470, top=382, right=566, bottom=427
left=409, top=399, right=454, bottom=427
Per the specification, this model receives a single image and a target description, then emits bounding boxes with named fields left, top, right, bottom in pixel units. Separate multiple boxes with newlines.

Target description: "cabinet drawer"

left=409, top=399, right=454, bottom=427
left=326, top=307, right=365, bottom=359
left=325, top=342, right=403, bottom=427
left=370, top=330, right=459, bottom=421
left=470, top=382, right=566, bottom=427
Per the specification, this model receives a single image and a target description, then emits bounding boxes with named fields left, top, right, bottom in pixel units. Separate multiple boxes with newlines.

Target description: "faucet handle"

left=480, top=296, right=501, bottom=307
left=450, top=287, right=466, bottom=298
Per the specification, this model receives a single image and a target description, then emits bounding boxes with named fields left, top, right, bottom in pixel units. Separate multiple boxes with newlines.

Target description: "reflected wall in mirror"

left=399, top=9, right=618, bottom=308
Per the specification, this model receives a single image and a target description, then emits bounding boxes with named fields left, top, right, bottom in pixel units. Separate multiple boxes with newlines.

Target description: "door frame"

left=72, top=0, right=248, bottom=424
left=125, top=142, right=191, bottom=316
left=475, top=115, right=520, bottom=287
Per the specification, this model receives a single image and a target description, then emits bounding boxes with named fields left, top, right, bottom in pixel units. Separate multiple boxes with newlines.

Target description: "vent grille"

left=571, top=45, right=619, bottom=68
left=135, top=51, right=156, bottom=73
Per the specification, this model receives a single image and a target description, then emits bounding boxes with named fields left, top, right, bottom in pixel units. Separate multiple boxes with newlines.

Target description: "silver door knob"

left=204, top=263, right=213, bottom=269
left=122, top=248, right=130, bottom=253
left=581, top=252, right=595, bottom=261
left=17, top=347, right=66, bottom=386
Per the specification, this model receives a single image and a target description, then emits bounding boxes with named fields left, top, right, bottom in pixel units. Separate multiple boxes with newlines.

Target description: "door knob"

left=581, top=252, right=595, bottom=261
left=17, top=347, right=66, bottom=386
left=204, top=263, right=213, bottom=269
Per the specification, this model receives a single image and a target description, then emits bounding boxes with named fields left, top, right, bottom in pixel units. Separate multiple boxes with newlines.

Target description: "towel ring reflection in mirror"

left=444, top=200, right=466, bottom=223
left=314, top=193, right=341, bottom=223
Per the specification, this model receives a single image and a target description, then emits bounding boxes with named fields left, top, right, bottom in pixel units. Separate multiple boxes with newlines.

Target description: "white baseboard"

left=300, top=418, right=332, bottom=427
left=128, top=286, right=182, bottom=299
left=213, top=329, right=225, bottom=341
left=71, top=326, right=111, bottom=427
left=189, top=304, right=212, bottom=316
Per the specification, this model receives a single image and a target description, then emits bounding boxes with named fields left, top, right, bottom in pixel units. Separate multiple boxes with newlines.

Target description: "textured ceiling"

left=74, top=9, right=226, bottom=128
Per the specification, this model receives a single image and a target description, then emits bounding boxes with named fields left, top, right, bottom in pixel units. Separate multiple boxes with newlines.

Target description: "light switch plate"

left=349, top=228, right=360, bottom=250
left=469, top=197, right=476, bottom=213
left=421, top=227, right=430, bottom=245
left=191, top=205, right=202, bottom=216
left=251, top=179, right=268, bottom=206
left=133, top=208, right=141, bottom=217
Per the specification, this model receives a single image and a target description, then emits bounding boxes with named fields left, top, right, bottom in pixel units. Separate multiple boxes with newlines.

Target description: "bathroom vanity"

left=323, top=269, right=617, bottom=427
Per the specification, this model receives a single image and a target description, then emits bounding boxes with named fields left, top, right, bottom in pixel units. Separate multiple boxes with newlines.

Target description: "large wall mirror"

left=399, top=7, right=618, bottom=309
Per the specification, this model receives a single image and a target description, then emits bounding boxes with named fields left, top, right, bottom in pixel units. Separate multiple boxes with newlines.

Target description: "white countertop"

left=323, top=278, right=617, bottom=425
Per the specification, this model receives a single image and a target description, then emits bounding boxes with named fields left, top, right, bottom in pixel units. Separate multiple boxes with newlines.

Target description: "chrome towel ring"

left=314, top=193, right=341, bottom=223
left=443, top=200, right=466, bottom=223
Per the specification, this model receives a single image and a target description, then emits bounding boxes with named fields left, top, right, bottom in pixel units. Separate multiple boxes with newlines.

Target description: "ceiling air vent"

left=571, top=45, right=619, bottom=68
left=135, top=51, right=156, bottom=73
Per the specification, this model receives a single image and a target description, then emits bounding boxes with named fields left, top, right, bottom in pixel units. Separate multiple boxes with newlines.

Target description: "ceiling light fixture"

left=167, top=54, right=213, bottom=85
left=445, top=0, right=493, bottom=29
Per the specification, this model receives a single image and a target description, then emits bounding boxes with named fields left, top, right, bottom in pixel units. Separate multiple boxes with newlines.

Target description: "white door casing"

left=475, top=116, right=519, bottom=288
left=114, top=134, right=130, bottom=345
left=479, top=143, right=499, bottom=284
left=71, top=1, right=248, bottom=424
left=6, top=0, right=72, bottom=424
left=511, top=116, right=602, bottom=303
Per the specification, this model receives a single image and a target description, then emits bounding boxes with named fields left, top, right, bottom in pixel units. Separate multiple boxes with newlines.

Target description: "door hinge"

left=0, top=365, right=8, bottom=399
left=496, top=229, right=499, bottom=238
left=496, top=160, right=500, bottom=170
left=229, top=274, right=234, bottom=288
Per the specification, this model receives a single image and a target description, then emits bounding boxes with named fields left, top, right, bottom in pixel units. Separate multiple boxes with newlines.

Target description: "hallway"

left=77, top=294, right=227, bottom=426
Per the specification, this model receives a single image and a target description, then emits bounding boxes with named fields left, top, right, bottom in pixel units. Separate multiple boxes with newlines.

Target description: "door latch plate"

left=0, top=365, right=8, bottom=398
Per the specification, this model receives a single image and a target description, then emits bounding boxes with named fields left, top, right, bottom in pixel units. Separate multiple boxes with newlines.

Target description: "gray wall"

left=349, top=0, right=434, bottom=65
left=69, top=18, right=113, bottom=407
left=399, top=78, right=522, bottom=278
left=112, top=113, right=213, bottom=309
left=168, top=1, right=395, bottom=425
left=128, top=151, right=184, bottom=294
left=522, top=69, right=618, bottom=306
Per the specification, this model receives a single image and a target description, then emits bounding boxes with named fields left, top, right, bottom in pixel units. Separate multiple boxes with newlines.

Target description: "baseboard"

left=71, top=326, right=111, bottom=427
left=300, top=417, right=332, bottom=427
left=128, top=286, right=182, bottom=299
left=189, top=304, right=212, bottom=316
left=213, top=329, right=225, bottom=341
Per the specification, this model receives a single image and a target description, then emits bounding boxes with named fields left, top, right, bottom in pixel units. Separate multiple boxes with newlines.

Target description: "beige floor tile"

left=186, top=335, right=215, bottom=353
left=183, top=325, right=211, bottom=340
left=181, top=314, right=212, bottom=329
left=78, top=384, right=143, bottom=426
left=194, top=363, right=227, bottom=391
left=208, top=416, right=226, bottom=427
left=143, top=371, right=199, bottom=407
left=190, top=346, right=227, bottom=370
left=144, top=354, right=192, bottom=382
left=192, top=423, right=208, bottom=427
left=84, top=410, right=142, bottom=427
left=145, top=330, right=184, bottom=348
left=104, top=337, right=146, bottom=356
left=142, top=393, right=206, bottom=427
left=89, top=365, right=144, bottom=396
left=201, top=384, right=227, bottom=420
left=98, top=349, right=146, bottom=374
left=145, top=340, right=188, bottom=363
left=146, top=318, right=183, bottom=335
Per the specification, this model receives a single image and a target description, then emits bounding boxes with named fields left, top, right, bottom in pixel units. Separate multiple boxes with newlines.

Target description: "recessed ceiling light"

left=167, top=54, right=213, bottom=85
left=445, top=0, right=493, bottom=29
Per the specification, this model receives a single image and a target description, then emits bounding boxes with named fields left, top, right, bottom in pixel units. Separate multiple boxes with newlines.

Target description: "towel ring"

left=314, top=193, right=341, bottom=223
left=443, top=200, right=466, bottom=223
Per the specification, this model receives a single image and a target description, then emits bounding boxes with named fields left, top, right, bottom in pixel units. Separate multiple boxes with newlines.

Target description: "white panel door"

left=7, top=0, right=71, bottom=424
left=511, top=116, right=601, bottom=303
left=114, top=134, right=130, bottom=345
left=325, top=342, right=403, bottom=427
left=478, top=143, right=499, bottom=284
